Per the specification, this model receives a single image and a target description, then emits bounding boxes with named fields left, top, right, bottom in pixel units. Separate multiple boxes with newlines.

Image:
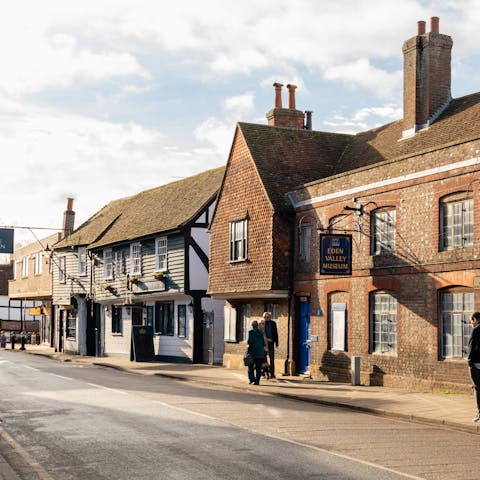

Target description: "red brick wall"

left=292, top=140, right=480, bottom=391
left=209, top=129, right=286, bottom=294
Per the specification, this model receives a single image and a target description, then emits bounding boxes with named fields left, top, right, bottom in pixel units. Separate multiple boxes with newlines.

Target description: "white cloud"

left=0, top=98, right=224, bottom=245
left=323, top=104, right=402, bottom=133
left=325, top=59, right=402, bottom=98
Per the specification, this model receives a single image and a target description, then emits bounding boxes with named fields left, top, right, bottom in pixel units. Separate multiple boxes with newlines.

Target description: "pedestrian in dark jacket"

left=263, top=311, right=279, bottom=378
left=247, top=320, right=265, bottom=385
left=468, top=311, right=480, bottom=422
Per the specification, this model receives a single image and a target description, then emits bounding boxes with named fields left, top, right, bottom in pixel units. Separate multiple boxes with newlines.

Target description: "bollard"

left=11, top=336, right=15, bottom=349
left=20, top=336, right=26, bottom=351
left=351, top=356, right=361, bottom=386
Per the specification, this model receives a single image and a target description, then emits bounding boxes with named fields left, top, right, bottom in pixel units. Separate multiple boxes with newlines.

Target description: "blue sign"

left=320, top=234, right=352, bottom=275
left=0, top=229, right=14, bottom=254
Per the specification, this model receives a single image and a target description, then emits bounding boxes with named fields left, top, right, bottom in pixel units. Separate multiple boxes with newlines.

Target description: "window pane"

left=440, top=291, right=473, bottom=358
left=371, top=292, right=397, bottom=353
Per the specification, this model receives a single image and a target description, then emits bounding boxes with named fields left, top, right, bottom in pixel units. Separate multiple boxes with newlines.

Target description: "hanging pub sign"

left=319, top=234, right=352, bottom=275
left=0, top=228, right=14, bottom=254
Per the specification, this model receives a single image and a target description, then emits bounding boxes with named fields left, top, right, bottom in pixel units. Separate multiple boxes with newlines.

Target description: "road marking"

left=0, top=360, right=12, bottom=364
left=86, top=383, right=128, bottom=394
left=150, top=397, right=424, bottom=480
left=0, top=425, right=55, bottom=480
left=49, top=374, right=72, bottom=381
left=21, top=365, right=39, bottom=371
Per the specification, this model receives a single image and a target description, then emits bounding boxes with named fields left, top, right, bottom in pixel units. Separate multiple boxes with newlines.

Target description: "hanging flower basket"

left=103, top=282, right=113, bottom=291
left=129, top=275, right=139, bottom=284
left=153, top=272, right=166, bottom=280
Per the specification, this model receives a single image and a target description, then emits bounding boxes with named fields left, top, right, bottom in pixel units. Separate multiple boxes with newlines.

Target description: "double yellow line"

left=0, top=425, right=55, bottom=480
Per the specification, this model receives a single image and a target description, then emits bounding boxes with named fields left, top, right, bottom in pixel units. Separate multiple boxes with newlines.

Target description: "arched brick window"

left=370, top=207, right=396, bottom=255
left=370, top=290, right=397, bottom=354
left=439, top=287, right=474, bottom=358
left=439, top=192, right=473, bottom=251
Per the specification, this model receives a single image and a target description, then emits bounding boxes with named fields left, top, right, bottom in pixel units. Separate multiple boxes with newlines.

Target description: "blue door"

left=298, top=298, right=311, bottom=374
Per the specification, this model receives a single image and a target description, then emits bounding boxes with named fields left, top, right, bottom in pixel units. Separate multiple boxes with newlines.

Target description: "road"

left=0, top=350, right=478, bottom=480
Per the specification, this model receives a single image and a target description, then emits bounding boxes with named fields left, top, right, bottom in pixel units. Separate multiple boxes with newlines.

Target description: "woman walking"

left=247, top=320, right=266, bottom=385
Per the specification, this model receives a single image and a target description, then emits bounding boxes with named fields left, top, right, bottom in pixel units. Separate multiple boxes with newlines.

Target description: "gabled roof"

left=238, top=122, right=352, bottom=211
left=55, top=166, right=225, bottom=250
left=332, top=92, right=480, bottom=175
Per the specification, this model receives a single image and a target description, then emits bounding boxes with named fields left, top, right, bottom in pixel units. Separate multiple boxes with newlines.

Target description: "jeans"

left=248, top=357, right=263, bottom=384
left=470, top=366, right=480, bottom=413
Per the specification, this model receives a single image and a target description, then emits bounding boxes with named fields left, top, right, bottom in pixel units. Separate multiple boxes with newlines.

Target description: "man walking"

left=468, top=312, right=480, bottom=422
left=263, top=311, right=278, bottom=378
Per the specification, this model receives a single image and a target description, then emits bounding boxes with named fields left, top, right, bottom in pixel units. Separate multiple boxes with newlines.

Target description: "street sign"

left=0, top=228, right=14, bottom=254
left=319, top=234, right=352, bottom=275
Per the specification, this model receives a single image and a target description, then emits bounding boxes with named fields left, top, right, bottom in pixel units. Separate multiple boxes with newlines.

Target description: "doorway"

left=298, top=297, right=311, bottom=374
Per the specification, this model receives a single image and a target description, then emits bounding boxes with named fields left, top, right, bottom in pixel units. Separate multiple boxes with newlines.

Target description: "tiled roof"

left=55, top=167, right=225, bottom=250
left=238, top=122, right=352, bottom=211
left=333, top=92, right=480, bottom=174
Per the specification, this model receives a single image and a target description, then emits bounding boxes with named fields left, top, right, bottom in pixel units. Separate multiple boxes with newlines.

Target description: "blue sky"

left=1, top=0, right=480, bottom=254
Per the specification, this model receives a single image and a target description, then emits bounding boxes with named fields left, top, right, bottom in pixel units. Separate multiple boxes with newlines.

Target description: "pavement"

left=3, top=344, right=480, bottom=437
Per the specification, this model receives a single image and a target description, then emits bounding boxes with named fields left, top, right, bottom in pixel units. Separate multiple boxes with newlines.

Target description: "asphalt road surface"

left=0, top=350, right=479, bottom=480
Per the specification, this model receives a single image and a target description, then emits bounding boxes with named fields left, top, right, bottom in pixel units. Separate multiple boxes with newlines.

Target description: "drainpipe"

left=284, top=213, right=295, bottom=376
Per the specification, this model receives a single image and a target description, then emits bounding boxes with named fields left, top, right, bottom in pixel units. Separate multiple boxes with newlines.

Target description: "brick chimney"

left=402, top=17, right=452, bottom=138
left=62, top=197, right=75, bottom=238
left=266, top=83, right=305, bottom=128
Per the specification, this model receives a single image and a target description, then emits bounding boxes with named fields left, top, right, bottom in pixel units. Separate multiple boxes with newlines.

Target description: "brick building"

left=287, top=18, right=480, bottom=391
left=210, top=17, right=480, bottom=391
left=208, top=85, right=350, bottom=373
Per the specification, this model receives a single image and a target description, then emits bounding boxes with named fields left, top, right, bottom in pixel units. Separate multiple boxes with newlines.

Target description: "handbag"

left=243, top=350, right=254, bottom=367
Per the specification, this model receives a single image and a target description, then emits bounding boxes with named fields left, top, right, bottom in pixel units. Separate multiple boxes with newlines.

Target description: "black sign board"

left=131, top=325, right=155, bottom=362
left=320, top=234, right=352, bottom=275
left=0, top=229, right=14, bottom=254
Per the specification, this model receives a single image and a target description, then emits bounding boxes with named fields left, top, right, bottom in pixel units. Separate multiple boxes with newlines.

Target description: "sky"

left=2, top=0, right=480, bottom=257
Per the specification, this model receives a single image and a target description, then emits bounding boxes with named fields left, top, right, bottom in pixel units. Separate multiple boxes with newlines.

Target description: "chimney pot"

left=305, top=110, right=313, bottom=130
left=273, top=82, right=284, bottom=108
left=430, top=16, right=439, bottom=33
left=417, top=20, right=426, bottom=35
left=286, top=84, right=297, bottom=109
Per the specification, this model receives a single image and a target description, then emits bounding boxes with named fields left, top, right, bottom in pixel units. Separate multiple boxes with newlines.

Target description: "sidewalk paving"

left=6, top=344, right=480, bottom=435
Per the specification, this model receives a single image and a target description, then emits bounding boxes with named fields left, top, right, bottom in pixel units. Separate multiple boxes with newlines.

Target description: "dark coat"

left=264, top=319, right=278, bottom=347
left=468, top=324, right=480, bottom=367
left=247, top=327, right=266, bottom=359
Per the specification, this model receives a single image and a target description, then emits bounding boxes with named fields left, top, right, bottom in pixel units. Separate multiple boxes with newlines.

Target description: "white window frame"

left=299, top=224, right=311, bottom=263
left=440, top=196, right=473, bottom=251
left=371, top=291, right=397, bottom=354
left=34, top=252, right=43, bottom=275
left=58, top=256, right=66, bottom=284
left=371, top=208, right=396, bottom=255
left=155, top=237, right=168, bottom=272
left=440, top=290, right=474, bottom=359
left=229, top=219, right=248, bottom=262
left=103, top=248, right=113, bottom=280
left=78, top=247, right=87, bottom=276
left=224, top=306, right=237, bottom=342
left=21, top=256, right=28, bottom=277
left=114, top=251, right=124, bottom=276
left=331, top=303, right=346, bottom=351
left=130, top=242, right=142, bottom=275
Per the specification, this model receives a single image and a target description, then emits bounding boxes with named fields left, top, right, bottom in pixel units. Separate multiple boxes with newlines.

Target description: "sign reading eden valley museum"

left=319, top=234, right=352, bottom=275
